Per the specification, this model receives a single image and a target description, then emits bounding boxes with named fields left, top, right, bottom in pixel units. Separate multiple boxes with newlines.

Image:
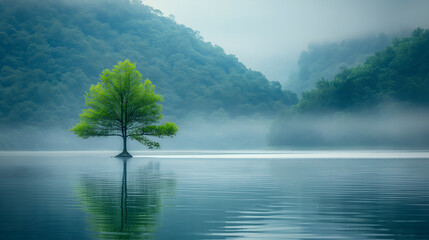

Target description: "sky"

left=141, top=0, right=429, bottom=85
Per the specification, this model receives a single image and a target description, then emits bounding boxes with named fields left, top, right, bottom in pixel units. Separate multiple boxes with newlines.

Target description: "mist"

left=159, top=114, right=272, bottom=150
left=0, top=115, right=273, bottom=151
left=5, top=104, right=429, bottom=151
left=268, top=104, right=429, bottom=149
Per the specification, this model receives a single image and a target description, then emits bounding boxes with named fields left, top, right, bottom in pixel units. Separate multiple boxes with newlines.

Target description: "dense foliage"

left=71, top=60, right=178, bottom=155
left=0, top=0, right=297, bottom=128
left=296, top=28, right=429, bottom=113
left=285, top=34, right=392, bottom=95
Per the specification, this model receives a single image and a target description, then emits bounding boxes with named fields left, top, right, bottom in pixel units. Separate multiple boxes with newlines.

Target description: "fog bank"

left=0, top=115, right=273, bottom=151
left=268, top=105, right=429, bottom=149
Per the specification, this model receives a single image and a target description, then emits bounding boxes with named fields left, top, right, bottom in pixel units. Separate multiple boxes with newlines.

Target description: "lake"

left=0, top=151, right=428, bottom=239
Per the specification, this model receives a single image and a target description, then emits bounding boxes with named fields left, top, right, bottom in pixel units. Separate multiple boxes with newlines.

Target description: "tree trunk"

left=116, top=136, right=132, bottom=158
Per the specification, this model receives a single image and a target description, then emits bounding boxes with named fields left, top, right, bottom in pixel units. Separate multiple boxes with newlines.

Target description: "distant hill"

left=268, top=28, right=429, bottom=148
left=296, top=28, right=429, bottom=113
left=285, top=34, right=392, bottom=95
left=0, top=0, right=297, bottom=128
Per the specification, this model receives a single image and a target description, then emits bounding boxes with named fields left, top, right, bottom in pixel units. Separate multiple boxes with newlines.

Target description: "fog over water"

left=268, top=104, right=429, bottom=149
left=0, top=115, right=273, bottom=151
left=3, top=105, right=429, bottom=151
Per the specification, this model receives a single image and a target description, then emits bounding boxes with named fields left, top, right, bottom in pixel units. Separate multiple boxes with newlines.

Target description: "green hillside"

left=0, top=0, right=297, bottom=128
left=296, top=28, right=429, bottom=113
left=285, top=34, right=392, bottom=95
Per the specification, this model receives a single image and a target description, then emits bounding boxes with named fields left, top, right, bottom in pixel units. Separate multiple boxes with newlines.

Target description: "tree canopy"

left=71, top=60, right=178, bottom=156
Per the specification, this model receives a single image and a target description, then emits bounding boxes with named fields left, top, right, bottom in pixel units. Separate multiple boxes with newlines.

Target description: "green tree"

left=71, top=60, right=178, bottom=157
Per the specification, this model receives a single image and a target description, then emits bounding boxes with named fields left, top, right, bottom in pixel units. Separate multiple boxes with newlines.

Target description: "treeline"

left=296, top=28, right=429, bottom=113
left=0, top=0, right=297, bottom=128
left=269, top=28, right=429, bottom=148
left=285, top=34, right=392, bottom=95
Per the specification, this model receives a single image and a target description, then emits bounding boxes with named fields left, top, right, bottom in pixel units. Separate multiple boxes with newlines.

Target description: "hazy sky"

left=141, top=0, right=429, bottom=84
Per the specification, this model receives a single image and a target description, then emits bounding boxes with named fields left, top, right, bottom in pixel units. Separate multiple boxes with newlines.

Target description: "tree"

left=71, top=60, right=178, bottom=157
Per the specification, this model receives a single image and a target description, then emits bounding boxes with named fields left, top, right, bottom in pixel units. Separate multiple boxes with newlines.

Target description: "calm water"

left=0, top=151, right=429, bottom=240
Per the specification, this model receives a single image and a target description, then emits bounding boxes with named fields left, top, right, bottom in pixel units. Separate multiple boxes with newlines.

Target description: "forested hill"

left=267, top=28, right=429, bottom=148
left=0, top=0, right=297, bottom=128
left=296, top=28, right=429, bottom=113
left=285, top=34, right=392, bottom=95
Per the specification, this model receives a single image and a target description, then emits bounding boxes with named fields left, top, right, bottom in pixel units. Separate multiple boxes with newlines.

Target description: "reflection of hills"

left=77, top=160, right=175, bottom=240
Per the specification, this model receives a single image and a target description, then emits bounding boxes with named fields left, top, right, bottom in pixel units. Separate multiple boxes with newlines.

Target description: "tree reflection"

left=77, top=159, right=175, bottom=239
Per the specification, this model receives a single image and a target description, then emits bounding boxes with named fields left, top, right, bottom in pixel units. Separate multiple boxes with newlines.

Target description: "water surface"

left=0, top=151, right=428, bottom=239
